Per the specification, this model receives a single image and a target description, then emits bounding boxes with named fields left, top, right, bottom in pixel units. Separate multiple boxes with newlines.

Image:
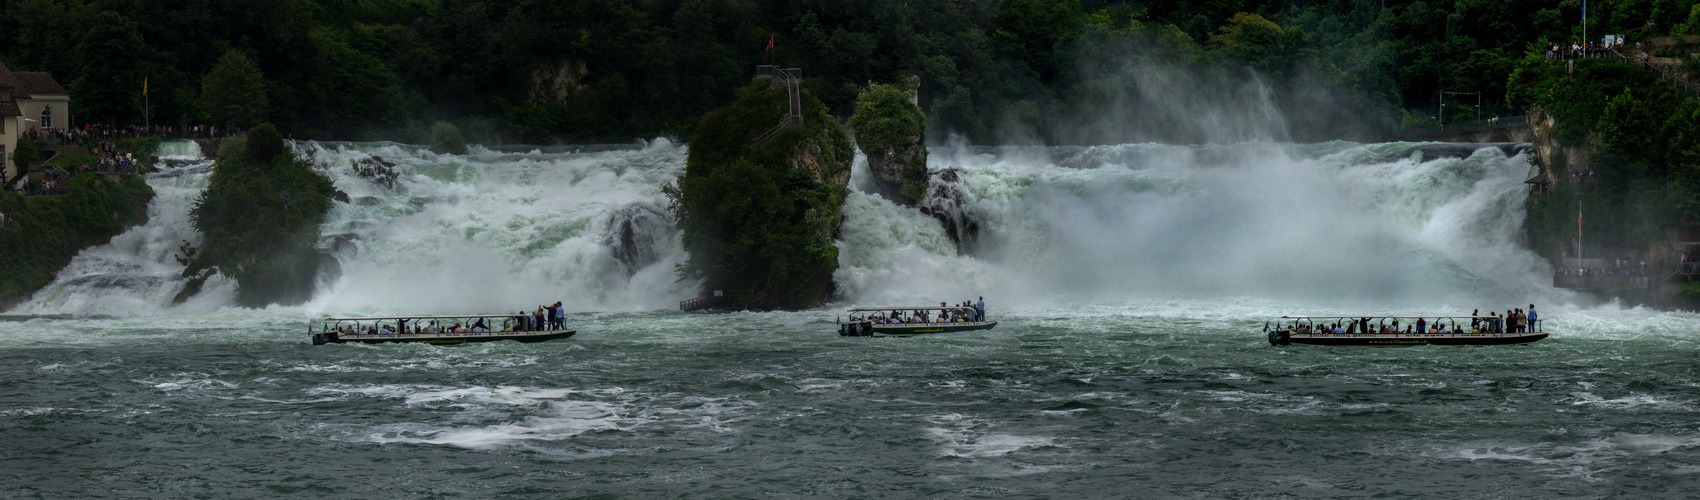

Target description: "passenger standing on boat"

left=554, top=302, right=565, bottom=330
left=976, top=297, right=985, bottom=322
left=1527, top=305, right=1537, bottom=331
left=1470, top=310, right=1480, bottom=330
left=1416, top=317, right=1426, bottom=333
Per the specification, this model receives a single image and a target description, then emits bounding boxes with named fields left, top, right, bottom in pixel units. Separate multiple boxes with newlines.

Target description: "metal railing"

left=1401, top=115, right=1528, bottom=141
left=1607, top=50, right=1700, bottom=97
left=752, top=66, right=804, bottom=149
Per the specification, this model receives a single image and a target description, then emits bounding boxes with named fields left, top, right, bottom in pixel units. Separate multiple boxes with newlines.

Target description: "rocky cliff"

left=671, top=78, right=854, bottom=309
left=849, top=82, right=929, bottom=206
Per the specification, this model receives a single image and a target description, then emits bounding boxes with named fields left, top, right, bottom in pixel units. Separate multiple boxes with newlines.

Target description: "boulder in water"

left=850, top=81, right=928, bottom=206
left=601, top=205, right=668, bottom=277
left=919, top=167, right=981, bottom=253
left=672, top=77, right=854, bottom=309
left=179, top=123, right=345, bottom=307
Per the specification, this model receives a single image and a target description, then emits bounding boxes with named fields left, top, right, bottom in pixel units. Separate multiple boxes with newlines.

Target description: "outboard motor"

left=1266, top=323, right=1289, bottom=347
left=312, top=333, right=327, bottom=346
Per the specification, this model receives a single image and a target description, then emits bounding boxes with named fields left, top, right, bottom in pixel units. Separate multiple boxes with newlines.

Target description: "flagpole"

left=144, top=77, right=149, bottom=134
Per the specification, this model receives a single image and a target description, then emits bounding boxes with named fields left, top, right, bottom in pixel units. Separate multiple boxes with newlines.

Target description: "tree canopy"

left=1, top=0, right=1691, bottom=143
left=200, top=50, right=269, bottom=130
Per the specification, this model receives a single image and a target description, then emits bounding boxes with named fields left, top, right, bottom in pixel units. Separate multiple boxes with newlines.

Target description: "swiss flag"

left=765, top=35, right=774, bottom=52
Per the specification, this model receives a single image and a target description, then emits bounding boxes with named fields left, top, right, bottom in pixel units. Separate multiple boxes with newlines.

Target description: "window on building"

left=0, top=88, right=9, bottom=102
left=41, top=106, right=51, bottom=129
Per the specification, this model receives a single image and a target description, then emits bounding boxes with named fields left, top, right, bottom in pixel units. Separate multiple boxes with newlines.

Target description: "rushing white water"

left=12, top=160, right=238, bottom=315
left=16, top=138, right=1557, bottom=316
left=836, top=141, right=1554, bottom=308
left=298, top=140, right=692, bottom=315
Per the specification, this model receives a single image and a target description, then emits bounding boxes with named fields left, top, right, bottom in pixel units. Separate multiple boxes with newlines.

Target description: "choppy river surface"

left=3, top=304, right=1699, bottom=497
left=4, top=140, right=1699, bottom=497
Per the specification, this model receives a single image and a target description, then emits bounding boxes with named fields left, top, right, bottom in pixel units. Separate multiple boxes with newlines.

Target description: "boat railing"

left=846, top=306, right=987, bottom=325
left=312, top=313, right=567, bottom=335
left=1275, top=315, right=1542, bottom=334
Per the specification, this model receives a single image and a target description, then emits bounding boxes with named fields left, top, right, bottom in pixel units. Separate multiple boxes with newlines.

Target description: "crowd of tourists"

left=1547, top=42, right=1629, bottom=60
left=342, top=303, right=570, bottom=336
left=1554, top=257, right=1653, bottom=278
left=1293, top=306, right=1540, bottom=335
left=851, top=297, right=987, bottom=325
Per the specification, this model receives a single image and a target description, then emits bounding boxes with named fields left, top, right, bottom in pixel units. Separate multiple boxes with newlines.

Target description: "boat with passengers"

left=839, top=307, right=996, bottom=337
left=1265, top=315, right=1546, bottom=347
left=309, top=314, right=576, bottom=345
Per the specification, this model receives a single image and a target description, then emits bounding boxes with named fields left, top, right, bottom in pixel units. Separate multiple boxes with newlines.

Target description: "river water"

left=3, top=140, right=1698, bottom=497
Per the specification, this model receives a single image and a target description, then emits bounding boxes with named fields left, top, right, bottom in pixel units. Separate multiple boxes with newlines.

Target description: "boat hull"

left=1283, top=332, right=1547, bottom=347
left=839, top=321, right=998, bottom=337
left=313, top=330, right=577, bottom=345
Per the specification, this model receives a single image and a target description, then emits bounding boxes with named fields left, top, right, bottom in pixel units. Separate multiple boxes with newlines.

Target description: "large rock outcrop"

left=670, top=78, right=854, bottom=309
left=849, top=81, right=928, bottom=205
left=176, top=124, right=345, bottom=307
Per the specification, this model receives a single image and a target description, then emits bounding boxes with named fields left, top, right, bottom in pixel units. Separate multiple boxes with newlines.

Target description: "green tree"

left=200, top=50, right=269, bottom=130
left=184, top=123, right=342, bottom=307
left=13, top=137, right=39, bottom=168
left=71, top=11, right=145, bottom=126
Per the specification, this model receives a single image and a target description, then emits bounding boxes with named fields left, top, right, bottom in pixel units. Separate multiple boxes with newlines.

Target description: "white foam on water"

left=1431, top=433, right=1700, bottom=479
left=926, top=413, right=1060, bottom=458
left=365, top=399, right=627, bottom=449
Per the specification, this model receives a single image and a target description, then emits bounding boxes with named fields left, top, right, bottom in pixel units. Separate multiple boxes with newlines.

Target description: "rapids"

left=5, top=139, right=1700, bottom=497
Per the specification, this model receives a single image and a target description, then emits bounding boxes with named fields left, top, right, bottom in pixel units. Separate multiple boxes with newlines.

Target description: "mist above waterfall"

left=837, top=141, right=1552, bottom=309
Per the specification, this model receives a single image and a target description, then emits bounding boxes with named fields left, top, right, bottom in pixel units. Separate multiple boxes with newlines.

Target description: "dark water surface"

left=3, top=303, right=1699, bottom=498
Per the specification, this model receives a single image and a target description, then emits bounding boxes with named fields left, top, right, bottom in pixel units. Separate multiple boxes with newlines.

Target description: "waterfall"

left=15, top=138, right=1556, bottom=315
left=835, top=141, right=1552, bottom=308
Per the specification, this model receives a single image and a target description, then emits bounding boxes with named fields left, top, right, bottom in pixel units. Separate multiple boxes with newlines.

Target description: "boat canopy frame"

left=842, top=306, right=987, bottom=325
left=311, top=313, right=554, bottom=335
left=846, top=307, right=982, bottom=312
left=1275, top=315, right=1542, bottom=333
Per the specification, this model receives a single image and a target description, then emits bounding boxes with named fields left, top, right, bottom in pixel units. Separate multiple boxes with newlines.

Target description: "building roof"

left=14, top=72, right=66, bottom=95
left=0, top=59, right=33, bottom=101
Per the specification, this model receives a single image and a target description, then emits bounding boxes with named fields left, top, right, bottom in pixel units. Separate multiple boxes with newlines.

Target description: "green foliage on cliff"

left=850, top=83, right=929, bottom=203
left=0, top=174, right=153, bottom=307
left=671, top=80, right=853, bottom=309
left=1511, top=57, right=1700, bottom=258
left=184, top=123, right=343, bottom=307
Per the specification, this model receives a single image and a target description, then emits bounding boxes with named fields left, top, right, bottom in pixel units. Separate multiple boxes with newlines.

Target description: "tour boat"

left=1265, top=315, right=1546, bottom=347
left=309, top=314, right=576, bottom=345
left=839, top=307, right=996, bottom=337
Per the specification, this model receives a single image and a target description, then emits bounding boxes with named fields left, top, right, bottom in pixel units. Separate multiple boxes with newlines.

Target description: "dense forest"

left=1, top=0, right=1695, bottom=144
